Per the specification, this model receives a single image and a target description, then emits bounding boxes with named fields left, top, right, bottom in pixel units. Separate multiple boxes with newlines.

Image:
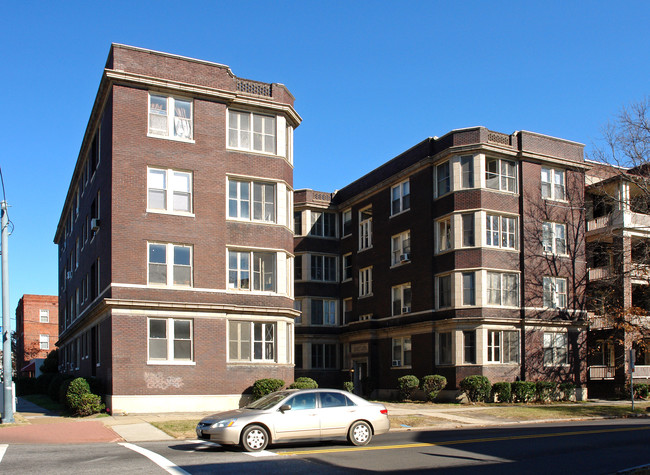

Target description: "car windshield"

left=245, top=391, right=292, bottom=410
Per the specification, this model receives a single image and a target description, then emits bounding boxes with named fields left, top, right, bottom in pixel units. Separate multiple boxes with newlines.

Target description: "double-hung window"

left=228, top=179, right=276, bottom=222
left=40, top=309, right=49, bottom=323
left=392, top=337, right=412, bottom=367
left=487, top=272, right=519, bottom=306
left=391, top=180, right=410, bottom=215
left=542, top=222, right=567, bottom=255
left=310, top=212, right=336, bottom=237
left=342, top=253, right=352, bottom=281
left=228, top=250, right=276, bottom=291
left=487, top=330, right=519, bottom=363
left=294, top=211, right=302, bottom=235
left=148, top=243, right=192, bottom=287
left=392, top=283, right=412, bottom=315
left=359, top=208, right=372, bottom=250
left=541, top=167, right=566, bottom=201
left=437, top=275, right=452, bottom=308
left=460, top=155, right=474, bottom=188
left=148, top=318, right=193, bottom=362
left=311, top=255, right=337, bottom=282
left=486, top=215, right=517, bottom=249
left=438, top=332, right=452, bottom=364
left=463, top=330, right=476, bottom=364
left=359, top=267, right=373, bottom=297
left=486, top=158, right=517, bottom=192
left=148, top=168, right=193, bottom=213
left=311, top=299, right=337, bottom=325
left=312, top=343, right=337, bottom=369
left=462, top=214, right=475, bottom=247
left=543, top=332, right=568, bottom=365
left=436, top=161, right=450, bottom=196
left=342, top=210, right=352, bottom=237
left=39, top=334, right=49, bottom=350
left=229, top=321, right=275, bottom=361
left=543, top=276, right=567, bottom=309
left=437, top=218, right=452, bottom=252
left=228, top=110, right=276, bottom=154
left=463, top=272, right=476, bottom=306
left=391, top=230, right=411, bottom=265
left=149, top=94, right=193, bottom=140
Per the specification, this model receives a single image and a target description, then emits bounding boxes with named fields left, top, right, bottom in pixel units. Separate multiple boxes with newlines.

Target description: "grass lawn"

left=152, top=420, right=200, bottom=439
left=461, top=402, right=650, bottom=421
left=23, top=394, right=64, bottom=413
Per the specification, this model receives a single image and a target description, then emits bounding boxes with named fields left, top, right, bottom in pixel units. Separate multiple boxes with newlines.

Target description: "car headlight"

left=212, top=419, right=236, bottom=428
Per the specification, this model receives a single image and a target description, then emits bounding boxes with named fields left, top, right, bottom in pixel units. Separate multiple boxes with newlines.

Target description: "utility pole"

left=1, top=200, right=13, bottom=423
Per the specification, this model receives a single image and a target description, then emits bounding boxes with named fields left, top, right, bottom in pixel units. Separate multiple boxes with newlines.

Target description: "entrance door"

left=352, top=360, right=368, bottom=396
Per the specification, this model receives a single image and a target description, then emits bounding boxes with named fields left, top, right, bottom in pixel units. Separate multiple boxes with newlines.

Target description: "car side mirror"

left=279, top=404, right=292, bottom=413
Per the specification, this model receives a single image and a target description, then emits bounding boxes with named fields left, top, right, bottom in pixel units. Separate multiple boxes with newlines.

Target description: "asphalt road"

left=2, top=418, right=649, bottom=474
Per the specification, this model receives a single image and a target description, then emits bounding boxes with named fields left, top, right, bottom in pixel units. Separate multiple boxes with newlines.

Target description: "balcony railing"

left=589, top=365, right=616, bottom=380
left=588, top=267, right=611, bottom=281
left=587, top=215, right=613, bottom=232
left=587, top=210, right=650, bottom=234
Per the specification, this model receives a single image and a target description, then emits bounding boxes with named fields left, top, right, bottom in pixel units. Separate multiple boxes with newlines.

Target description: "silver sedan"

left=196, top=388, right=390, bottom=451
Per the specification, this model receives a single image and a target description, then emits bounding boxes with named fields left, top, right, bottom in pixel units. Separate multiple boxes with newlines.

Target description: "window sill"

left=543, top=197, right=568, bottom=204
left=390, top=209, right=410, bottom=219
left=390, top=261, right=411, bottom=269
left=307, top=234, right=338, bottom=240
left=147, top=133, right=195, bottom=144
left=226, top=288, right=280, bottom=296
left=341, top=233, right=352, bottom=239
left=390, top=365, right=412, bottom=370
left=147, top=284, right=194, bottom=290
left=227, top=217, right=281, bottom=226
left=358, top=293, right=374, bottom=299
left=147, top=209, right=196, bottom=218
left=358, top=246, right=373, bottom=253
left=226, top=146, right=283, bottom=159
left=147, top=360, right=196, bottom=366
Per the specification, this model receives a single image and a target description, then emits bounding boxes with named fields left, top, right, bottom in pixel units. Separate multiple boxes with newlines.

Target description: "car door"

left=272, top=392, right=321, bottom=440
left=318, top=391, right=357, bottom=437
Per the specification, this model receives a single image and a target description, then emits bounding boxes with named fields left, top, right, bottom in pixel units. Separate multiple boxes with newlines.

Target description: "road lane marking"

left=244, top=450, right=278, bottom=457
left=276, top=425, right=650, bottom=456
left=0, top=444, right=7, bottom=463
left=119, top=442, right=190, bottom=475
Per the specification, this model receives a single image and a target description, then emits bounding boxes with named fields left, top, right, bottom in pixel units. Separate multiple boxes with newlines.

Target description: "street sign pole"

left=1, top=200, right=13, bottom=423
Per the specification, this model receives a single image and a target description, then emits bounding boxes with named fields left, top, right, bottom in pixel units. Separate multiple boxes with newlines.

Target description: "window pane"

left=174, top=320, right=191, bottom=339
left=149, top=263, right=167, bottom=284
left=149, top=190, right=166, bottom=210
left=173, top=192, right=190, bottom=212
left=149, top=339, right=167, bottom=359
left=150, top=319, right=167, bottom=338
left=174, top=340, right=191, bottom=359
left=149, top=244, right=166, bottom=264
left=174, top=246, right=191, bottom=265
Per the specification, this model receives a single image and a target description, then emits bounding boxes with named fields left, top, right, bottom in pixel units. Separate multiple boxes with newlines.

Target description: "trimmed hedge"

left=289, top=377, right=318, bottom=389
left=559, top=382, right=576, bottom=401
left=65, top=377, right=105, bottom=416
left=397, top=375, right=419, bottom=401
left=535, top=381, right=557, bottom=402
left=460, top=375, right=491, bottom=403
left=252, top=378, right=285, bottom=400
left=511, top=381, right=536, bottom=402
left=491, top=382, right=512, bottom=403
left=421, top=375, right=447, bottom=402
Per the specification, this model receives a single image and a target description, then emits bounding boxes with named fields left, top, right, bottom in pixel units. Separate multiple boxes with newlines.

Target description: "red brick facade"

left=15, top=294, right=58, bottom=376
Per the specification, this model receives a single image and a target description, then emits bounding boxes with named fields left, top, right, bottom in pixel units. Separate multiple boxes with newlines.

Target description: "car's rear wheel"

left=348, top=421, right=372, bottom=446
left=241, top=424, right=269, bottom=452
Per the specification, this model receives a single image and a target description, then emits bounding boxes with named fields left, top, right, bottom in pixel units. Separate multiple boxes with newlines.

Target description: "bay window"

left=228, top=110, right=276, bottom=154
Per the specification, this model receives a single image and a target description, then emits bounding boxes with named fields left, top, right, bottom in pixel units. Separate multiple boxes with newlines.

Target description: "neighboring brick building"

left=54, top=44, right=300, bottom=413
left=15, top=294, right=58, bottom=377
left=295, top=127, right=590, bottom=398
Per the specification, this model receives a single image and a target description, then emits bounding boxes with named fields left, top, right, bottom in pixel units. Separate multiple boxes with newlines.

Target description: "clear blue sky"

left=1, top=1, right=648, bottom=329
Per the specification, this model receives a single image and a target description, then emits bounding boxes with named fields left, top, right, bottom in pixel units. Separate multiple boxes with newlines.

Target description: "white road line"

left=0, top=444, right=7, bottom=463
left=119, top=442, right=190, bottom=475
left=244, top=450, right=278, bottom=457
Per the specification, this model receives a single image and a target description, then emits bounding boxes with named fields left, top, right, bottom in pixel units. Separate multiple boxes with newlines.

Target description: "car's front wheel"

left=348, top=421, right=372, bottom=446
left=241, top=424, right=269, bottom=452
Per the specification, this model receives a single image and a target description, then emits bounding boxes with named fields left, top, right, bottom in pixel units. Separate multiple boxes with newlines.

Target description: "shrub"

left=252, top=378, right=284, bottom=400
left=15, top=377, right=38, bottom=396
left=35, top=372, right=56, bottom=394
left=460, top=375, right=491, bottom=403
left=511, top=381, right=536, bottom=402
left=48, top=373, right=69, bottom=402
left=74, top=393, right=105, bottom=416
left=65, top=377, right=105, bottom=416
left=343, top=381, right=354, bottom=393
left=421, top=375, right=447, bottom=402
left=627, top=383, right=650, bottom=399
left=40, top=349, right=59, bottom=374
left=491, top=382, right=512, bottom=403
left=535, top=381, right=558, bottom=402
left=559, top=382, right=576, bottom=401
left=58, top=378, right=75, bottom=405
left=397, top=375, right=420, bottom=401
left=289, top=377, right=318, bottom=389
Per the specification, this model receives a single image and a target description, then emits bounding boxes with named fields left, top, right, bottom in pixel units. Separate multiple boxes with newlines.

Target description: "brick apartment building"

left=295, top=127, right=590, bottom=398
left=15, top=294, right=58, bottom=377
left=54, top=44, right=300, bottom=413
left=584, top=162, right=650, bottom=396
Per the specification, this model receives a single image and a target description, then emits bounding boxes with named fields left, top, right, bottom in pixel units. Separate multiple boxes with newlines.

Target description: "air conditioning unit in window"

left=66, top=271, right=72, bottom=280
left=402, top=306, right=411, bottom=313
left=392, top=359, right=401, bottom=367
left=91, top=218, right=101, bottom=232
left=400, top=253, right=411, bottom=262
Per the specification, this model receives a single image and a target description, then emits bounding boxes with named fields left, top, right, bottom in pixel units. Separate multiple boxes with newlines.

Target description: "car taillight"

left=380, top=409, right=388, bottom=415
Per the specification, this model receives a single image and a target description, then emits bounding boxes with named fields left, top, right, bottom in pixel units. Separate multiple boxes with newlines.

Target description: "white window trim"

left=147, top=242, right=193, bottom=288
left=436, top=218, right=453, bottom=253
left=485, top=214, right=518, bottom=250
left=359, top=207, right=373, bottom=251
left=147, top=167, right=195, bottom=216
left=543, top=331, right=569, bottom=366
left=359, top=266, right=373, bottom=298
left=147, top=317, right=195, bottom=365
left=227, top=177, right=279, bottom=225
left=309, top=210, right=337, bottom=238
left=39, top=334, right=49, bottom=350
left=227, top=109, right=278, bottom=156
left=391, top=230, right=411, bottom=266
left=309, top=254, right=338, bottom=282
left=542, top=221, right=568, bottom=256
left=39, top=309, right=50, bottom=323
left=228, top=320, right=277, bottom=363
left=148, top=93, right=195, bottom=143
left=391, top=336, right=412, bottom=368
left=435, top=161, right=451, bottom=197
left=391, top=283, right=412, bottom=316
left=486, top=329, right=520, bottom=364
left=486, top=271, right=520, bottom=308
left=390, top=179, right=410, bottom=217
left=342, top=253, right=353, bottom=282
left=485, top=157, right=518, bottom=193
left=543, top=276, right=568, bottom=309
left=541, top=167, right=567, bottom=202
left=341, top=209, right=352, bottom=238
left=226, top=249, right=279, bottom=294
